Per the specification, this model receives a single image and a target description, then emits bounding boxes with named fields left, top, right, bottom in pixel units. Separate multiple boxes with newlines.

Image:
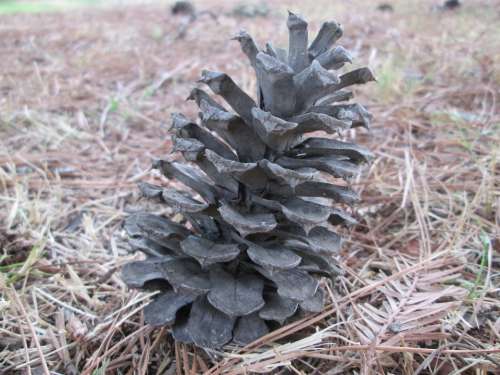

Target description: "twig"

left=11, top=288, right=51, bottom=375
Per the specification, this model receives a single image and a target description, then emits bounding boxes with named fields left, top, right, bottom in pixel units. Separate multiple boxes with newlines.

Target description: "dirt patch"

left=0, top=230, right=33, bottom=267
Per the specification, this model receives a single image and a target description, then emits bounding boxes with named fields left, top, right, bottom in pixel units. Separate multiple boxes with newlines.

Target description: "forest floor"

left=0, top=0, right=499, bottom=374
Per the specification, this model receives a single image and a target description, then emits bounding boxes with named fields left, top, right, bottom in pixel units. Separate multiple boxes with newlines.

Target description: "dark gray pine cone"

left=121, top=11, right=374, bottom=349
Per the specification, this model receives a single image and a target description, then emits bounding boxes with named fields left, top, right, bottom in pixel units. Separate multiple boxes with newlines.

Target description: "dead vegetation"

left=0, top=0, right=499, bottom=374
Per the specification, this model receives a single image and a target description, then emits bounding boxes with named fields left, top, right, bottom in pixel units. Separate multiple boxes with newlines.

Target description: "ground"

left=0, top=0, right=499, bottom=374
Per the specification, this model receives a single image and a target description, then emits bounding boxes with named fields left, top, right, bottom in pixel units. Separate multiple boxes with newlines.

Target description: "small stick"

left=11, top=288, right=51, bottom=375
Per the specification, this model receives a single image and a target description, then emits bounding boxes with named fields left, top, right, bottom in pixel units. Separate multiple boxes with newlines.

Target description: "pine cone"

left=122, top=12, right=374, bottom=349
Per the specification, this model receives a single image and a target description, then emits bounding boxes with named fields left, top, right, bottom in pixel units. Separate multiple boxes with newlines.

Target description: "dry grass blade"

left=351, top=256, right=468, bottom=371
left=353, top=259, right=466, bottom=347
